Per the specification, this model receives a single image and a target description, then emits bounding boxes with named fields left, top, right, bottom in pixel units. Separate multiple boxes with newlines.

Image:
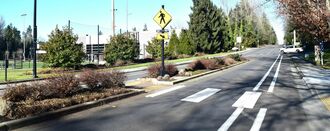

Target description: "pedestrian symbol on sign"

left=159, top=11, right=166, bottom=24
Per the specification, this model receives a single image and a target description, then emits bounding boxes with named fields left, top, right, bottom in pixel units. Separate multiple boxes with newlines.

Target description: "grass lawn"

left=0, top=51, right=236, bottom=82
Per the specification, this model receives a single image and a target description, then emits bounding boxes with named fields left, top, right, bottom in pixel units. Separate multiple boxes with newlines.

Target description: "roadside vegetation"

left=1, top=70, right=128, bottom=119
left=147, top=53, right=247, bottom=80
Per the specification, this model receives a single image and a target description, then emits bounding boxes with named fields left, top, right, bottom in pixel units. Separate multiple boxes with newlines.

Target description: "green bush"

left=42, top=26, right=85, bottom=69
left=227, top=54, right=242, bottom=61
left=105, top=34, right=139, bottom=65
left=146, top=37, right=173, bottom=59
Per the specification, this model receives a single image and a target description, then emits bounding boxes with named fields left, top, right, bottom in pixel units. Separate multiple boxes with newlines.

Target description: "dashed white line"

left=253, top=54, right=280, bottom=91
left=232, top=91, right=262, bottom=109
left=217, top=108, right=244, bottom=131
left=145, top=85, right=186, bottom=98
left=268, top=56, right=283, bottom=93
left=181, top=88, right=221, bottom=103
left=250, top=108, right=267, bottom=131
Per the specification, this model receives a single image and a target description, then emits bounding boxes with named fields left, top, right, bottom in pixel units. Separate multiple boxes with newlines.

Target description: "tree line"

left=146, top=0, right=277, bottom=59
left=0, top=17, right=34, bottom=60
left=278, top=0, right=330, bottom=49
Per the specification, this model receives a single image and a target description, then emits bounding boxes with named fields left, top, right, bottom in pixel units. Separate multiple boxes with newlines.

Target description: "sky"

left=0, top=0, right=284, bottom=44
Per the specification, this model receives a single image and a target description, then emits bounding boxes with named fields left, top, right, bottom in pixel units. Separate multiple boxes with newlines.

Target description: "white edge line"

left=218, top=108, right=244, bottom=131
left=253, top=54, right=280, bottom=91
left=268, top=56, right=283, bottom=93
left=250, top=108, right=267, bottom=131
left=145, top=85, right=186, bottom=98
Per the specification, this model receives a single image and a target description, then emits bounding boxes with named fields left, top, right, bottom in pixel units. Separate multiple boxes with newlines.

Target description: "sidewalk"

left=291, top=55, right=330, bottom=131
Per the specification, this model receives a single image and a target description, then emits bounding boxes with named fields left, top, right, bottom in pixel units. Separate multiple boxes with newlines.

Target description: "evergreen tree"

left=42, top=26, right=85, bottom=68
left=178, top=29, right=196, bottom=55
left=188, top=0, right=227, bottom=54
left=168, top=31, right=179, bottom=56
left=3, top=24, right=21, bottom=58
left=146, top=37, right=172, bottom=59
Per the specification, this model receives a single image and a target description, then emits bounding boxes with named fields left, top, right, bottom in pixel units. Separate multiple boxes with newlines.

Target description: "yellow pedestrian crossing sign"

left=156, top=32, right=169, bottom=40
left=153, top=8, right=172, bottom=29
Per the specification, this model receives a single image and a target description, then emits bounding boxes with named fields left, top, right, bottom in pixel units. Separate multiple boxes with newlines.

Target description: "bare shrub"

left=224, top=57, right=237, bottom=66
left=187, top=60, right=205, bottom=71
left=200, top=59, right=218, bottom=70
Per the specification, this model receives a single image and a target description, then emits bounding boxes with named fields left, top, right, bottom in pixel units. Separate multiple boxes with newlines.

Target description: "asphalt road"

left=125, top=47, right=260, bottom=81
left=15, top=46, right=321, bottom=131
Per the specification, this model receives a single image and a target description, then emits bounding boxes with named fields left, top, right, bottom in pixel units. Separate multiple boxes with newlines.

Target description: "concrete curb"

left=150, top=61, right=248, bottom=86
left=0, top=90, right=145, bottom=131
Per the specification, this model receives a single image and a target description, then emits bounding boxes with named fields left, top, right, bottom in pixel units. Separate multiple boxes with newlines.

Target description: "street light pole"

left=97, top=25, right=100, bottom=65
left=33, top=0, right=37, bottom=78
left=21, top=13, right=27, bottom=61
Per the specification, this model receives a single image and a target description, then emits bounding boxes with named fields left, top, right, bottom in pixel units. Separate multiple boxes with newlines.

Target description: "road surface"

left=15, top=45, right=327, bottom=131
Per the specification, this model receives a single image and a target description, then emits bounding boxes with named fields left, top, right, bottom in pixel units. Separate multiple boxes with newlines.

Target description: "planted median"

left=0, top=70, right=137, bottom=120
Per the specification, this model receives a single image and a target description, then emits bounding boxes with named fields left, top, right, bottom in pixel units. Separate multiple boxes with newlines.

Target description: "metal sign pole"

left=161, top=28, right=165, bottom=76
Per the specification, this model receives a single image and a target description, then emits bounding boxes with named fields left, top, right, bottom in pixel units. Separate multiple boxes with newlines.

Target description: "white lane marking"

left=181, top=88, right=221, bottom=103
left=217, top=108, right=244, bottom=131
left=253, top=54, right=280, bottom=91
left=145, top=85, right=186, bottom=98
left=268, top=56, right=283, bottom=93
left=232, top=91, right=262, bottom=109
left=250, top=108, right=267, bottom=131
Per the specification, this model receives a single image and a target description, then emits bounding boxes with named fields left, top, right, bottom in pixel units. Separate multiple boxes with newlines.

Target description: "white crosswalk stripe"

left=181, top=88, right=221, bottom=103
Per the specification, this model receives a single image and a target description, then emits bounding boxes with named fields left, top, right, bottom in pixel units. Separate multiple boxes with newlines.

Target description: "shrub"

left=99, top=70, right=127, bottom=88
left=114, top=59, right=127, bottom=67
left=200, top=59, right=218, bottom=70
left=41, top=26, right=85, bottom=69
left=214, top=58, right=225, bottom=65
left=224, top=57, right=237, bottom=66
left=79, top=69, right=103, bottom=90
left=165, top=64, right=178, bottom=76
left=147, top=64, right=161, bottom=78
left=80, top=70, right=126, bottom=89
left=105, top=34, right=140, bottom=65
left=147, top=64, right=178, bottom=78
left=187, top=60, right=205, bottom=71
left=177, top=54, right=191, bottom=59
left=227, top=54, right=242, bottom=61
left=3, top=84, right=34, bottom=102
left=46, top=73, right=80, bottom=98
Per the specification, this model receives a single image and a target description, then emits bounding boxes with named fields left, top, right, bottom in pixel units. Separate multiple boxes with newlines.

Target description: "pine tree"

left=178, top=29, right=196, bottom=55
left=168, top=31, right=179, bottom=56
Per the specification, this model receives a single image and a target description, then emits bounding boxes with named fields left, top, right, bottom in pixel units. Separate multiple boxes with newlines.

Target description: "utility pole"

left=33, top=0, right=37, bottom=78
left=112, top=0, right=116, bottom=36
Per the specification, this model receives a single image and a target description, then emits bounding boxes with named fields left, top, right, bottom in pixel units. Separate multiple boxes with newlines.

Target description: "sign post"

left=320, top=41, right=324, bottom=66
left=153, top=5, right=172, bottom=76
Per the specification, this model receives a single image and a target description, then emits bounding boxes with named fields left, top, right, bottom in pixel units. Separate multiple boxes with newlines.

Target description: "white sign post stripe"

left=250, top=108, right=267, bottom=131
left=232, top=91, right=262, bottom=109
left=253, top=54, right=280, bottom=91
left=181, top=88, right=221, bottom=103
left=217, top=108, right=244, bottom=131
left=145, top=85, right=186, bottom=98
left=268, top=56, right=283, bottom=93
